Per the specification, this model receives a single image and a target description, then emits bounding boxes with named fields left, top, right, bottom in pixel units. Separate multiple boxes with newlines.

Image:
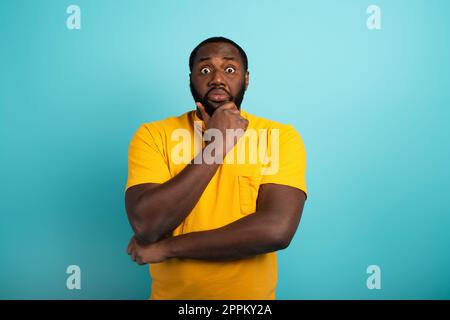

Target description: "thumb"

left=196, top=102, right=210, bottom=122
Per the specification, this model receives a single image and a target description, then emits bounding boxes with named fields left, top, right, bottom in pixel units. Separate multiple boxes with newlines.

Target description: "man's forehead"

left=194, top=42, right=243, bottom=64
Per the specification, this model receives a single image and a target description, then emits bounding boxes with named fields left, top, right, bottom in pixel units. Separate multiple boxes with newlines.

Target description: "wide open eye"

left=225, top=67, right=236, bottom=74
left=200, top=67, right=211, bottom=74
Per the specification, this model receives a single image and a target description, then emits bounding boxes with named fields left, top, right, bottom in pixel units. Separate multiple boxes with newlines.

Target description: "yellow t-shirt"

left=125, top=109, right=308, bottom=300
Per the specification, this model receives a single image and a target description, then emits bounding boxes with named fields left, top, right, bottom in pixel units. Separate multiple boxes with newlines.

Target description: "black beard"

left=189, top=78, right=246, bottom=117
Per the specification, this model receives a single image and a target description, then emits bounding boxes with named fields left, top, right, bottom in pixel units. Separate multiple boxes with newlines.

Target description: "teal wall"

left=1, top=0, right=449, bottom=299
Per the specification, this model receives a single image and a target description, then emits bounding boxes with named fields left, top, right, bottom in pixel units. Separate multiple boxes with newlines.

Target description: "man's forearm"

left=161, top=209, right=287, bottom=261
left=127, top=145, right=220, bottom=243
left=130, top=148, right=222, bottom=244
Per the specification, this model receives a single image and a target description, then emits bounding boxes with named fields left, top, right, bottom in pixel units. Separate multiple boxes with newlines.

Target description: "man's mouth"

left=207, top=88, right=231, bottom=103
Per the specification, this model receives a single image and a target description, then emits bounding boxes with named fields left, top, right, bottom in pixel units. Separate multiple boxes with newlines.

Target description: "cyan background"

left=1, top=0, right=449, bottom=299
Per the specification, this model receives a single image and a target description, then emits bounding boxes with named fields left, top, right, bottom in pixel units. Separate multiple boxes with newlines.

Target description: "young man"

left=125, top=37, right=308, bottom=299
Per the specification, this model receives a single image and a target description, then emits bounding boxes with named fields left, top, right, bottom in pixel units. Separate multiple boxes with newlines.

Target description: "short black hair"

left=189, top=37, right=248, bottom=72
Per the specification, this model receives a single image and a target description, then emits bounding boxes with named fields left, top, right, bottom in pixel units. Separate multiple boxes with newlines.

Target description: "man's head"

left=189, top=37, right=250, bottom=117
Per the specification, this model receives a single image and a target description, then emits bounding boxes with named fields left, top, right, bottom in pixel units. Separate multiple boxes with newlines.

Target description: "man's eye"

left=225, top=67, right=236, bottom=73
left=200, top=67, right=211, bottom=74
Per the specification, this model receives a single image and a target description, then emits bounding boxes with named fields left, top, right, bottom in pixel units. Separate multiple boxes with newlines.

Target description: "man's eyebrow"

left=198, top=56, right=237, bottom=62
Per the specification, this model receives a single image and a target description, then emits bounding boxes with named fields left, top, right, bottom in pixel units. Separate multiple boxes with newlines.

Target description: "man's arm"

left=125, top=154, right=219, bottom=245
left=128, top=183, right=306, bottom=264
left=125, top=102, right=248, bottom=245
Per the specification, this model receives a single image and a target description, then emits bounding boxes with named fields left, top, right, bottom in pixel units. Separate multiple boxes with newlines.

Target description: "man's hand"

left=127, top=235, right=169, bottom=265
left=197, top=101, right=249, bottom=157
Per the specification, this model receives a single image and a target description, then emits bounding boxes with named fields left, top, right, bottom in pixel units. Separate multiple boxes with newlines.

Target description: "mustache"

left=204, top=87, right=232, bottom=100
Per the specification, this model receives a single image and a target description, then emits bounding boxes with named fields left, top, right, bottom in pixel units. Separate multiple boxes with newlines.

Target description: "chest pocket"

left=238, top=174, right=262, bottom=215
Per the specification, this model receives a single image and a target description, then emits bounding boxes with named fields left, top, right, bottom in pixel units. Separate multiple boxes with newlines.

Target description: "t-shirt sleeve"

left=125, top=124, right=172, bottom=191
left=260, top=124, right=308, bottom=199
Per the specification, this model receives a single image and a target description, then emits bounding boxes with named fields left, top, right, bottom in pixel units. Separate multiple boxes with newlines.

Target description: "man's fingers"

left=127, top=237, right=134, bottom=255
left=217, top=102, right=238, bottom=112
left=196, top=102, right=210, bottom=122
left=223, top=108, right=240, bottom=116
left=137, top=256, right=146, bottom=266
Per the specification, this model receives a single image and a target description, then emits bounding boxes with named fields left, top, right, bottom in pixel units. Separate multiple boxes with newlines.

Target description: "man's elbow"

left=134, top=229, right=160, bottom=245
left=125, top=188, right=165, bottom=245
left=272, top=228, right=294, bottom=250
left=127, top=211, right=161, bottom=245
left=131, top=217, right=170, bottom=245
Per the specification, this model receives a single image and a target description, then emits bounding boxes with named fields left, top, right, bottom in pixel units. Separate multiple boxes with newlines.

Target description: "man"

left=125, top=37, right=308, bottom=299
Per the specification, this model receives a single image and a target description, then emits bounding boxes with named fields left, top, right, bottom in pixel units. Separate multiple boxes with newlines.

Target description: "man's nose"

left=208, top=70, right=225, bottom=87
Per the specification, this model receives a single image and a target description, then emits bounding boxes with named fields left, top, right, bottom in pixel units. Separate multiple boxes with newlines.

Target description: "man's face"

left=190, top=42, right=249, bottom=117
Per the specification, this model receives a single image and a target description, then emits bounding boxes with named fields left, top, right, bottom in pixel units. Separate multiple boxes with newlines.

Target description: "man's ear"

left=245, top=71, right=250, bottom=90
